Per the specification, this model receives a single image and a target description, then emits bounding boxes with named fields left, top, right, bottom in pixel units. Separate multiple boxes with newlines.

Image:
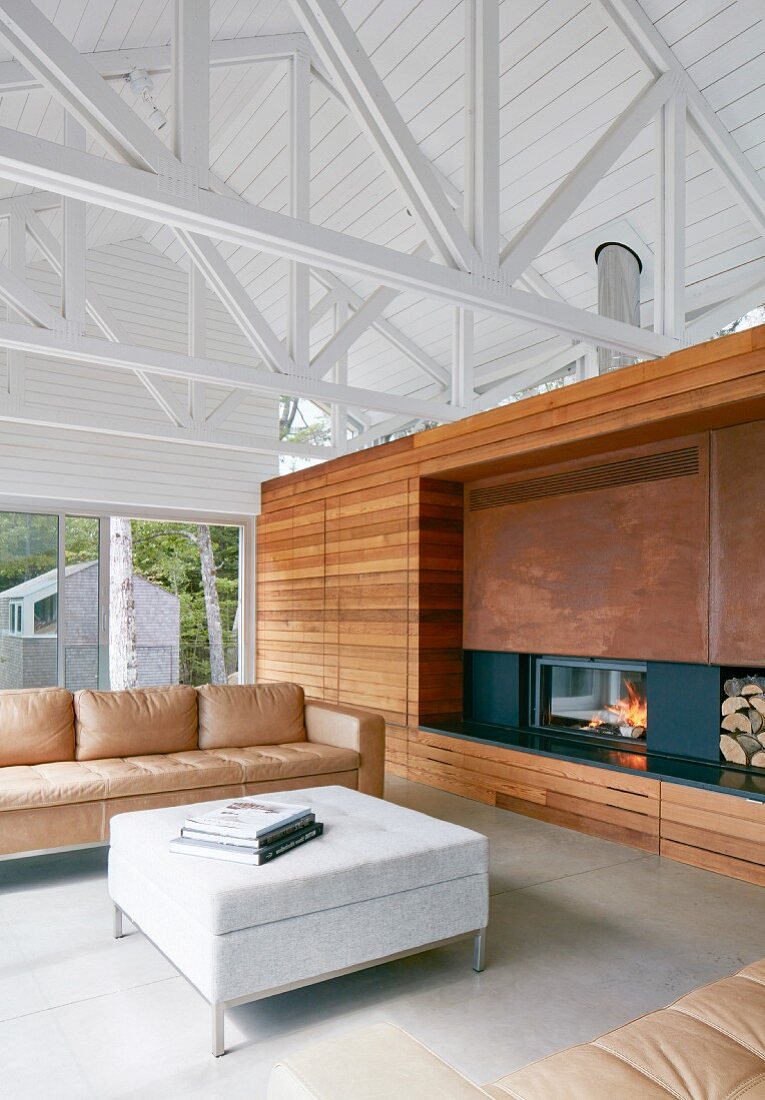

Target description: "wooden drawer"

left=660, top=782, right=765, bottom=886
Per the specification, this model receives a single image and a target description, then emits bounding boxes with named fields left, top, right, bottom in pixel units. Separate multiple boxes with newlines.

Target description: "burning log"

left=721, top=677, right=765, bottom=767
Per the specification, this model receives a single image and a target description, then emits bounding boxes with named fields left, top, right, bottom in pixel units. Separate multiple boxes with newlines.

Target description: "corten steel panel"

left=711, top=422, right=765, bottom=665
left=463, top=438, right=710, bottom=663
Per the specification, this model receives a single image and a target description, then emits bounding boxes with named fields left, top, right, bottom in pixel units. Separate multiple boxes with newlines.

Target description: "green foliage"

left=0, top=512, right=58, bottom=592
left=0, top=512, right=241, bottom=688
left=129, top=520, right=240, bottom=687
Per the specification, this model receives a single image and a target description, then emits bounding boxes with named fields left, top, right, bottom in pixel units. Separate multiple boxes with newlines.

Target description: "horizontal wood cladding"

left=463, top=437, right=710, bottom=663
left=256, top=476, right=464, bottom=728
left=400, top=732, right=765, bottom=882
left=415, top=479, right=464, bottom=721
left=659, top=782, right=765, bottom=887
left=407, top=729, right=660, bottom=852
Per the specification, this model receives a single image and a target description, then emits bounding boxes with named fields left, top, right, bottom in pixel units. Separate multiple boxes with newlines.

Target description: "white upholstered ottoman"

left=108, top=786, right=489, bottom=1056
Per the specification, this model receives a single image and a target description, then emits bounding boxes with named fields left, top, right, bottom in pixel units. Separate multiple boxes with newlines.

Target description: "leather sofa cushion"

left=0, top=688, right=75, bottom=767
left=0, top=744, right=359, bottom=811
left=203, top=743, right=359, bottom=782
left=74, top=686, right=198, bottom=761
left=197, top=682, right=306, bottom=748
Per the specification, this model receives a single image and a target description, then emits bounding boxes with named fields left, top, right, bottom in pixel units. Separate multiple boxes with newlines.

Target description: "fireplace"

left=533, top=656, right=648, bottom=747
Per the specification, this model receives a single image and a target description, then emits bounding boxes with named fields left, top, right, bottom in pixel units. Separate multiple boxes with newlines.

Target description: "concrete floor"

left=1, top=775, right=764, bottom=1099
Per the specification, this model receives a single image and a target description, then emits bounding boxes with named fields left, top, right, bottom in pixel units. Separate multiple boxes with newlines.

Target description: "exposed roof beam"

left=686, top=284, right=765, bottom=343
left=0, top=33, right=310, bottom=94
left=0, top=399, right=334, bottom=460
left=288, top=49, right=311, bottom=372
left=0, top=190, right=59, bottom=217
left=0, top=124, right=676, bottom=359
left=473, top=352, right=578, bottom=413
left=312, top=268, right=449, bottom=387
left=0, top=320, right=464, bottom=422
left=289, top=0, right=478, bottom=269
left=654, top=90, right=686, bottom=340
left=595, top=0, right=765, bottom=240
left=176, top=231, right=295, bottom=374
left=0, top=254, right=61, bottom=327
left=465, top=0, right=500, bottom=265
left=474, top=336, right=578, bottom=386
left=348, top=414, right=421, bottom=450
left=499, top=73, right=676, bottom=282
left=309, top=241, right=431, bottom=378
left=0, top=0, right=297, bottom=377
left=310, top=282, right=399, bottom=378
left=312, top=60, right=566, bottom=307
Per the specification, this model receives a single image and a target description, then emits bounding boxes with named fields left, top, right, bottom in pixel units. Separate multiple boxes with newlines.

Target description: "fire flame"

left=587, top=680, right=647, bottom=731
left=606, top=680, right=647, bottom=728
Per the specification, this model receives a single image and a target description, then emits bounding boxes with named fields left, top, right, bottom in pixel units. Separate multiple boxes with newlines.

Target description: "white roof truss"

left=0, top=0, right=759, bottom=459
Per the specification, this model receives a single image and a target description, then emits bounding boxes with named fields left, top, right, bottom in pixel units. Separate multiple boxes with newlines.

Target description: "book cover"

left=183, top=797, right=312, bottom=839
left=181, top=813, right=315, bottom=849
left=169, top=822, right=324, bottom=866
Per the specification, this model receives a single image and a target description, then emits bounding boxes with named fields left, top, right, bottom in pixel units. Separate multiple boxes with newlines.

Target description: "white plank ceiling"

left=2, top=0, right=765, bottom=431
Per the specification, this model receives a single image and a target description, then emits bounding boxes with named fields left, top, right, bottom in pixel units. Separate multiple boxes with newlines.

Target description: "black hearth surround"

left=463, top=651, right=722, bottom=762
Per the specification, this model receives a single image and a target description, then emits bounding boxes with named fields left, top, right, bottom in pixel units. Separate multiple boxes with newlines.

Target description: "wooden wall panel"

left=408, top=729, right=660, bottom=851
left=710, top=421, right=765, bottom=665
left=414, top=478, right=464, bottom=723
left=256, top=501, right=326, bottom=696
left=660, top=783, right=765, bottom=887
left=464, top=438, right=710, bottom=663
left=333, top=479, right=411, bottom=725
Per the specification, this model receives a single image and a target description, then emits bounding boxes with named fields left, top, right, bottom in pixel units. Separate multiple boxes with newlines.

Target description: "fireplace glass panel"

left=536, top=658, right=647, bottom=743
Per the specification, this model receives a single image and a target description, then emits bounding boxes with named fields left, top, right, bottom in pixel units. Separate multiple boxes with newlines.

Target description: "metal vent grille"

left=469, top=446, right=700, bottom=511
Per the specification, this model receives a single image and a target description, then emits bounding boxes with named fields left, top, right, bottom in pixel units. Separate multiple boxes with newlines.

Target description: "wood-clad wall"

left=258, top=327, right=765, bottom=879
left=257, top=471, right=464, bottom=768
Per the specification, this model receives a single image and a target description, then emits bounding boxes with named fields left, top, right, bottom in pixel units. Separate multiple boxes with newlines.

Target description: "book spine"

left=256, top=822, right=324, bottom=864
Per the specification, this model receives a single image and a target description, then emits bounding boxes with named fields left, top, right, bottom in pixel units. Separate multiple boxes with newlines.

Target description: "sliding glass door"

left=0, top=511, right=59, bottom=689
left=0, top=509, right=243, bottom=692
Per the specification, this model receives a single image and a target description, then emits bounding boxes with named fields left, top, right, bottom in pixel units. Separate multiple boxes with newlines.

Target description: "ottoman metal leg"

left=472, top=928, right=486, bottom=973
left=212, top=1002, right=225, bottom=1057
left=113, top=903, right=124, bottom=940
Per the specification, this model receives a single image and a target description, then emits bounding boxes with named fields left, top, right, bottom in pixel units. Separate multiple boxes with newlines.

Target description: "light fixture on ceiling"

left=125, top=67, right=167, bottom=132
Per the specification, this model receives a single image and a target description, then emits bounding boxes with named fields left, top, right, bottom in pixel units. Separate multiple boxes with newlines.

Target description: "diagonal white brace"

left=500, top=73, right=676, bottom=283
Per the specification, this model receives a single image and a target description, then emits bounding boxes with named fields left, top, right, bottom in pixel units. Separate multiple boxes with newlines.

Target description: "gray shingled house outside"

left=0, top=562, right=180, bottom=690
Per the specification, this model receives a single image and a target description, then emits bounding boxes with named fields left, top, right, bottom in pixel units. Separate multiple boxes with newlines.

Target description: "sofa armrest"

left=304, top=700, right=385, bottom=798
left=267, top=1023, right=491, bottom=1100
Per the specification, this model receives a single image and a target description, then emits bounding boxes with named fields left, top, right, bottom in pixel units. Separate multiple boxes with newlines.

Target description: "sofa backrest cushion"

left=197, top=682, right=306, bottom=749
left=0, top=687, right=75, bottom=766
left=74, top=685, right=198, bottom=761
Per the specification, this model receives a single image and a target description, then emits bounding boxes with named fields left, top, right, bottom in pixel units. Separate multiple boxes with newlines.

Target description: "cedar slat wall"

left=258, top=327, right=765, bottom=880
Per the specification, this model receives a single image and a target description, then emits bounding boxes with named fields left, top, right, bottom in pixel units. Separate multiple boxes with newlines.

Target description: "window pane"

left=63, top=515, right=100, bottom=691
left=0, top=511, right=58, bottom=688
left=109, top=518, right=241, bottom=689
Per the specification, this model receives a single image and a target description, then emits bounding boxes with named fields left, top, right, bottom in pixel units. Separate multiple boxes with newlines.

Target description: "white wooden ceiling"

left=2, top=0, right=765, bottom=430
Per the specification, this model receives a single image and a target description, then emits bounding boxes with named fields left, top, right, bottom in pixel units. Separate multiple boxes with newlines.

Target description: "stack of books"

left=169, top=797, right=323, bottom=866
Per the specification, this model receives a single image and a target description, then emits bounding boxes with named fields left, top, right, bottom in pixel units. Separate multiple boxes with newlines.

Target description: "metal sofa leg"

left=473, top=928, right=486, bottom=973
left=113, top=903, right=124, bottom=940
left=212, top=1002, right=225, bottom=1057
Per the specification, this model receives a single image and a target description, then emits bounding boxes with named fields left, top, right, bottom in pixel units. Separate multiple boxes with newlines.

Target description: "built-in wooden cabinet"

left=660, top=782, right=765, bottom=887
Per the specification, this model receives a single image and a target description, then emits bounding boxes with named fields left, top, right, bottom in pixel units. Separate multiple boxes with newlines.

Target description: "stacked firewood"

left=721, top=676, right=765, bottom=767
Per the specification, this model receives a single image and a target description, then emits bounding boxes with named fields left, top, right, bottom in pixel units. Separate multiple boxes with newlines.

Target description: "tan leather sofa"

left=0, top=682, right=385, bottom=857
left=267, top=957, right=765, bottom=1099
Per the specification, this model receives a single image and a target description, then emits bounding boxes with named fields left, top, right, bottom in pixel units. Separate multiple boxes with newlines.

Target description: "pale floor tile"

left=1, top=774, right=763, bottom=1098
